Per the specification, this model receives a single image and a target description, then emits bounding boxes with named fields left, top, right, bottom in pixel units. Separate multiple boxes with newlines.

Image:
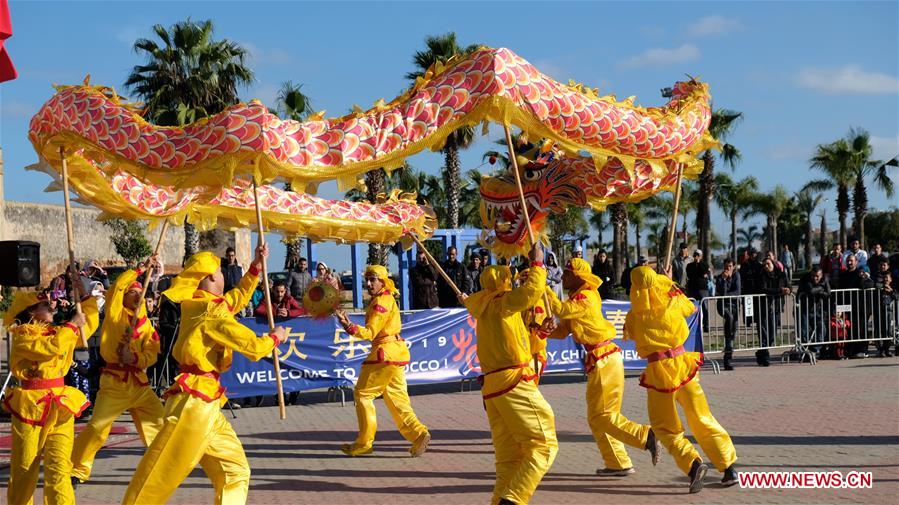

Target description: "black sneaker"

left=645, top=429, right=662, bottom=466
left=723, top=361, right=734, bottom=371
left=688, top=460, right=708, bottom=494
left=70, top=476, right=82, bottom=489
left=498, top=499, right=517, bottom=505
left=596, top=467, right=635, bottom=476
left=721, top=465, right=738, bottom=487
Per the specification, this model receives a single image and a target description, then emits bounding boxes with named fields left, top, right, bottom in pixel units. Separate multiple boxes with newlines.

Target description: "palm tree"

left=679, top=180, right=699, bottom=245
left=846, top=128, right=894, bottom=247
left=589, top=209, right=609, bottom=250
left=125, top=19, right=254, bottom=264
left=406, top=33, right=479, bottom=229
left=609, top=203, right=628, bottom=281
left=809, top=138, right=854, bottom=247
left=696, top=109, right=742, bottom=262
left=626, top=203, right=645, bottom=262
left=275, top=81, right=314, bottom=269
left=737, top=225, right=762, bottom=250
left=715, top=173, right=759, bottom=260
left=755, top=185, right=790, bottom=253
left=796, top=184, right=824, bottom=268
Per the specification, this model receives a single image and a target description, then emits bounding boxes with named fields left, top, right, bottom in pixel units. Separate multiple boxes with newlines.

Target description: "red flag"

left=0, top=0, right=17, bottom=83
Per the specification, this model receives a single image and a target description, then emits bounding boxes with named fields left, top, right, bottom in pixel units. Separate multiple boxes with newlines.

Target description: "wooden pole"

left=409, top=234, right=462, bottom=297
left=503, top=125, right=537, bottom=245
left=120, top=220, right=169, bottom=351
left=663, top=163, right=685, bottom=272
left=252, top=180, right=286, bottom=420
left=503, top=125, right=553, bottom=315
left=59, top=146, right=89, bottom=349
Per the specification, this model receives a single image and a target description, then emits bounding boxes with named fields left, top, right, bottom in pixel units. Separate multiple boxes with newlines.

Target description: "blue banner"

left=220, top=300, right=702, bottom=399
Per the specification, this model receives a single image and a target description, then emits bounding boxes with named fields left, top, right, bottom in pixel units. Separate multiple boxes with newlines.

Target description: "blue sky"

left=1, top=1, right=897, bottom=271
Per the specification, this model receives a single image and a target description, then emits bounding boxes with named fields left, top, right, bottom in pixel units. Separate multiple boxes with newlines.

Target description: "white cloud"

left=685, top=15, right=742, bottom=37
left=619, top=44, right=700, bottom=69
left=532, top=59, right=566, bottom=82
left=870, top=134, right=899, bottom=161
left=245, top=43, right=294, bottom=67
left=796, top=65, right=899, bottom=94
left=246, top=84, right=278, bottom=107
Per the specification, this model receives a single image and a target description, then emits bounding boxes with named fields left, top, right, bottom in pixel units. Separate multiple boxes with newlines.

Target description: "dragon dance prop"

left=28, top=159, right=437, bottom=246
left=29, top=47, right=714, bottom=194
left=479, top=141, right=706, bottom=259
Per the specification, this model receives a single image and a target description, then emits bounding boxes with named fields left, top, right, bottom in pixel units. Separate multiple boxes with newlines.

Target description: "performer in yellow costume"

left=4, top=290, right=98, bottom=505
left=71, top=255, right=165, bottom=485
left=463, top=245, right=557, bottom=505
left=122, top=244, right=287, bottom=505
left=624, top=266, right=738, bottom=493
left=541, top=258, right=660, bottom=476
left=516, top=269, right=548, bottom=384
left=334, top=265, right=430, bottom=457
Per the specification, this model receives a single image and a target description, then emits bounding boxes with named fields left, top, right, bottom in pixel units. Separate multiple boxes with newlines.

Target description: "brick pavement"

left=2, top=356, right=897, bottom=504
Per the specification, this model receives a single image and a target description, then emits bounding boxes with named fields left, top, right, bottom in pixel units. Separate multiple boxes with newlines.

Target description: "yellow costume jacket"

left=346, top=290, right=409, bottom=365
left=524, top=297, right=548, bottom=366
left=99, top=269, right=160, bottom=386
left=545, top=287, right=619, bottom=373
left=165, top=265, right=278, bottom=404
left=465, top=265, right=546, bottom=399
left=624, top=268, right=703, bottom=392
left=3, top=297, right=99, bottom=424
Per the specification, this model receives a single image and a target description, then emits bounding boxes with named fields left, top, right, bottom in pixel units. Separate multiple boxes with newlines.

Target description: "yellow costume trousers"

left=8, top=406, right=75, bottom=505
left=486, top=380, right=558, bottom=505
left=352, top=363, right=428, bottom=448
left=71, top=375, right=165, bottom=481
left=646, top=374, right=737, bottom=474
left=587, top=353, right=650, bottom=470
left=122, top=393, right=251, bottom=505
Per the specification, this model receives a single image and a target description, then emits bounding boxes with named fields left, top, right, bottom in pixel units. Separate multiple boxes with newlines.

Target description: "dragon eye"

left=523, top=168, right=541, bottom=181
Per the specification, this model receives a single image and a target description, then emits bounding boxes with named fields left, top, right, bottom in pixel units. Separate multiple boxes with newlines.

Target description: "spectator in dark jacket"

left=757, top=258, right=791, bottom=366
left=467, top=255, right=483, bottom=294
left=221, top=247, right=243, bottom=293
left=686, top=250, right=711, bottom=329
left=254, top=282, right=304, bottom=321
left=798, top=266, right=830, bottom=355
left=438, top=246, right=470, bottom=307
left=715, top=258, right=741, bottom=370
left=872, top=262, right=896, bottom=357
left=821, top=243, right=845, bottom=285
left=286, top=257, right=314, bottom=300
left=591, top=250, right=614, bottom=299
left=410, top=249, right=439, bottom=309
left=867, top=244, right=886, bottom=275
left=839, top=254, right=874, bottom=357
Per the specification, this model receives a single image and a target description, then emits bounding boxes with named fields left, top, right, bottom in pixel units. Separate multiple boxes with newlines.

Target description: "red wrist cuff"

left=135, top=267, right=144, bottom=277
left=537, top=329, right=550, bottom=340
left=249, top=264, right=261, bottom=277
left=346, top=323, right=358, bottom=336
left=64, top=322, right=79, bottom=332
left=268, top=333, right=280, bottom=347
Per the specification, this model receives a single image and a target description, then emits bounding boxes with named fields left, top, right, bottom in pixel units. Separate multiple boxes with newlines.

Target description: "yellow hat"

left=567, top=257, right=603, bottom=290
left=4, top=291, right=44, bottom=326
left=364, top=265, right=397, bottom=296
left=163, top=251, right=221, bottom=303
left=465, top=265, right=513, bottom=318
left=629, top=266, right=675, bottom=313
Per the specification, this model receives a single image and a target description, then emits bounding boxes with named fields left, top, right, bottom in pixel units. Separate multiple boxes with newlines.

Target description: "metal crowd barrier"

left=795, top=288, right=898, bottom=363
left=700, top=293, right=808, bottom=368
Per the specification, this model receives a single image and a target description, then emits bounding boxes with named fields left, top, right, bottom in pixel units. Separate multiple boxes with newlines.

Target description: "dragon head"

left=479, top=149, right=588, bottom=258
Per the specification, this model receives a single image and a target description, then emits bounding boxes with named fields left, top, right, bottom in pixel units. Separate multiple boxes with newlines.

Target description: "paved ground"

left=2, top=355, right=898, bottom=504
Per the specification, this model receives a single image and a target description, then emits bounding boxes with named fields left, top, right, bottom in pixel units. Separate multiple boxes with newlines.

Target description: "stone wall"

left=1, top=200, right=251, bottom=284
